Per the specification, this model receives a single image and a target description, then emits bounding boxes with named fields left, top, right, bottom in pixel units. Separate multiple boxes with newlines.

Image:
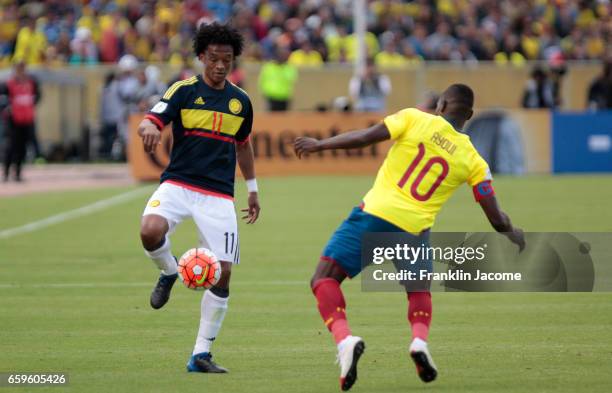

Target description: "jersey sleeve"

left=467, top=150, right=495, bottom=201
left=144, top=82, right=184, bottom=130
left=467, top=149, right=493, bottom=186
left=235, top=99, right=253, bottom=145
left=383, top=108, right=416, bottom=140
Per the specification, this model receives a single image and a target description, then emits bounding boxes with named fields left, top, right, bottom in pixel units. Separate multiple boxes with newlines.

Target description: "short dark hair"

left=443, top=83, right=474, bottom=109
left=193, top=22, right=244, bottom=57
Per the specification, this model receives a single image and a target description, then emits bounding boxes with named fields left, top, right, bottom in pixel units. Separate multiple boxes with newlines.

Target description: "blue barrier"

left=552, top=112, right=612, bottom=173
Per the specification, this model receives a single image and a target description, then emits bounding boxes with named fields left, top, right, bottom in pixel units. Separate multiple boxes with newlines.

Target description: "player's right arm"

left=294, top=123, right=390, bottom=158
left=138, top=81, right=184, bottom=153
left=138, top=118, right=161, bottom=153
left=293, top=108, right=418, bottom=158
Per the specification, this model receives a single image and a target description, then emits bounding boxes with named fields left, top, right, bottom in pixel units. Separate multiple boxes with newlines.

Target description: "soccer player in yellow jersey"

left=294, top=84, right=525, bottom=391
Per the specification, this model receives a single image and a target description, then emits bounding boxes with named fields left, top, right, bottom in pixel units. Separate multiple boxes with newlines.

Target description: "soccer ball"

left=177, top=248, right=221, bottom=290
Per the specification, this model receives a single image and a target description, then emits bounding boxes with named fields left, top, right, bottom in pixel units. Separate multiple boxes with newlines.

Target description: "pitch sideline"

left=0, top=187, right=151, bottom=240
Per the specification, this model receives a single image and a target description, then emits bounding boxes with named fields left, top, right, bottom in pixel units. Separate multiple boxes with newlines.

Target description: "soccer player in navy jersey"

left=137, top=23, right=260, bottom=373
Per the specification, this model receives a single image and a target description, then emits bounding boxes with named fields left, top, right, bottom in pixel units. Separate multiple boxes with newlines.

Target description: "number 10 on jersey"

left=397, top=143, right=449, bottom=201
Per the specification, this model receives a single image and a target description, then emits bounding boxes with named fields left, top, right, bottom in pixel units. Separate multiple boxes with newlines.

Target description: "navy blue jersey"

left=145, top=75, right=253, bottom=198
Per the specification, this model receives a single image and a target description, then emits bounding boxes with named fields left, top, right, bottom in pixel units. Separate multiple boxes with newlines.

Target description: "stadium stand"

left=0, top=0, right=610, bottom=68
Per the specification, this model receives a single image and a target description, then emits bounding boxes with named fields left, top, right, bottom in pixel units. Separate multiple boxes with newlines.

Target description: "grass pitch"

left=1, top=175, right=611, bottom=393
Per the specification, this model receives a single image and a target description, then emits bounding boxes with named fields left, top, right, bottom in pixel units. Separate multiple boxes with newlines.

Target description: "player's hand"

left=241, top=192, right=260, bottom=224
left=138, top=120, right=162, bottom=153
left=294, top=137, right=321, bottom=159
left=506, top=227, right=526, bottom=252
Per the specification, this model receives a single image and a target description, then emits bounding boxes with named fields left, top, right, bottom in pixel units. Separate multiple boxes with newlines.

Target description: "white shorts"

left=142, top=182, right=240, bottom=264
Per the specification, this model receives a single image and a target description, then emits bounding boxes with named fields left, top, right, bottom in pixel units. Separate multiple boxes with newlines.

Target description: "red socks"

left=312, top=280, right=432, bottom=344
left=408, top=292, right=432, bottom=340
left=312, top=278, right=351, bottom=344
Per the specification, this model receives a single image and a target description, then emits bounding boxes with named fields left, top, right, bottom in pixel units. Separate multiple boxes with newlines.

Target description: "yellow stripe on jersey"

left=163, top=76, right=198, bottom=100
left=180, top=109, right=244, bottom=136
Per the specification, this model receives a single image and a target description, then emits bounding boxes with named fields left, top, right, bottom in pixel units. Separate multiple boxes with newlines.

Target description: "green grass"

left=1, top=175, right=612, bottom=393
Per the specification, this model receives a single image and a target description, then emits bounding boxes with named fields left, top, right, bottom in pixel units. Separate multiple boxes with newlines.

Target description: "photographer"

left=349, top=58, right=391, bottom=112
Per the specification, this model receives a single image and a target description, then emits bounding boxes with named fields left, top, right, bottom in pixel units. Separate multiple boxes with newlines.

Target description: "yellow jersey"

left=362, top=108, right=492, bottom=234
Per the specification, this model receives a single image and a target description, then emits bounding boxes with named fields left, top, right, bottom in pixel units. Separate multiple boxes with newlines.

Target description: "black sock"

left=210, top=286, right=229, bottom=298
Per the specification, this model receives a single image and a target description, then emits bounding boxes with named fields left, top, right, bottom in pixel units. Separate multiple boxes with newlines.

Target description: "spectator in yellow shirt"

left=494, top=35, right=526, bottom=67
left=344, top=31, right=380, bottom=60
left=325, top=25, right=348, bottom=62
left=521, top=28, right=540, bottom=60
left=12, top=19, right=47, bottom=65
left=375, top=41, right=408, bottom=68
left=288, top=41, right=323, bottom=68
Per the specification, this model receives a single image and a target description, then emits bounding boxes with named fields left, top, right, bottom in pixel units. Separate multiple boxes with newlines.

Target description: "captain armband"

left=472, top=180, right=495, bottom=202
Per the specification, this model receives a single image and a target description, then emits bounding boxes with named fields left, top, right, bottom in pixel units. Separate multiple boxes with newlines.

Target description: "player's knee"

left=214, top=265, right=232, bottom=289
left=310, top=274, right=341, bottom=291
left=311, top=261, right=346, bottom=290
left=140, top=222, right=165, bottom=251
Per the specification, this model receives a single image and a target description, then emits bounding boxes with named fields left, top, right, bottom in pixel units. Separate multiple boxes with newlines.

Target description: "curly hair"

left=193, top=22, right=244, bottom=57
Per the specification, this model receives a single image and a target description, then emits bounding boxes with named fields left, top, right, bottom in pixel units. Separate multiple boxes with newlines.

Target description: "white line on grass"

left=0, top=281, right=306, bottom=289
left=0, top=187, right=151, bottom=240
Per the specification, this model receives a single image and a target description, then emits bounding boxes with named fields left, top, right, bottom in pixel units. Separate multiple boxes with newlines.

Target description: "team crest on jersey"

left=228, top=98, right=242, bottom=114
left=194, top=97, right=205, bottom=105
left=149, top=200, right=160, bottom=207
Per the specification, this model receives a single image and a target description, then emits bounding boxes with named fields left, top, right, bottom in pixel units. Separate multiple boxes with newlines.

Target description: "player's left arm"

left=470, top=158, right=525, bottom=251
left=478, top=192, right=525, bottom=251
left=294, top=122, right=390, bottom=159
left=235, top=100, right=260, bottom=224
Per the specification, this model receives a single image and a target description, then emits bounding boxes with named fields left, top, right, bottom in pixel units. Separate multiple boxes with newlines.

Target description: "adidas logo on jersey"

left=194, top=97, right=205, bottom=105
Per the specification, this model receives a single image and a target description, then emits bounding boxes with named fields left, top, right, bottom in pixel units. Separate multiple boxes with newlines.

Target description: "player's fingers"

left=143, top=136, right=152, bottom=152
left=246, top=205, right=258, bottom=224
left=247, top=208, right=256, bottom=223
left=147, top=134, right=156, bottom=149
left=250, top=208, right=260, bottom=223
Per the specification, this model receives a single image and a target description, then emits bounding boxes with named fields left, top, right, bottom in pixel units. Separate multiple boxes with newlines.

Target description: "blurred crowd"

left=98, top=55, right=167, bottom=159
left=0, top=0, right=610, bottom=69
